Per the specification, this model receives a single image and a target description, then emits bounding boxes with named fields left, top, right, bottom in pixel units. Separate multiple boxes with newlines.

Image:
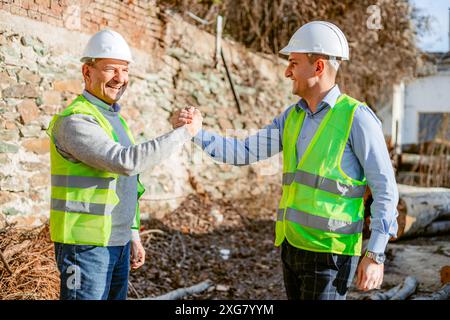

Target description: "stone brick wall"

left=0, top=2, right=294, bottom=226
left=0, top=0, right=163, bottom=52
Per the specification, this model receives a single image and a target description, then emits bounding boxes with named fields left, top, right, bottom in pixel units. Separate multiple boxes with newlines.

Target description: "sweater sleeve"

left=52, top=114, right=192, bottom=176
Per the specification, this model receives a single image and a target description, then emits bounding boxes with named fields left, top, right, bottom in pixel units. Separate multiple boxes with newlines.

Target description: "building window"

left=418, top=112, right=450, bottom=143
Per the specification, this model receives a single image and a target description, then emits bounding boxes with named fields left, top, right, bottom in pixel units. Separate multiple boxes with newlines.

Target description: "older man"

left=47, top=29, right=202, bottom=300
left=173, top=21, right=398, bottom=300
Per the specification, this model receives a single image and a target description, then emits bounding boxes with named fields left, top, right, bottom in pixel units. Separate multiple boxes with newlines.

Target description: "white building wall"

left=402, top=73, right=450, bottom=145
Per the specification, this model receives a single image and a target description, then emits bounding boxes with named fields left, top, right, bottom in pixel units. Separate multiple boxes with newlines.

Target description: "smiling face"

left=284, top=53, right=318, bottom=97
left=82, top=58, right=129, bottom=104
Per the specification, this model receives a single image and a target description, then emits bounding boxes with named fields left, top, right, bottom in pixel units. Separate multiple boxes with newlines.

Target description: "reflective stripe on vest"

left=282, top=171, right=366, bottom=198
left=51, top=174, right=116, bottom=189
left=51, top=198, right=115, bottom=216
left=276, top=208, right=363, bottom=234
left=47, top=95, right=145, bottom=246
left=275, top=94, right=367, bottom=255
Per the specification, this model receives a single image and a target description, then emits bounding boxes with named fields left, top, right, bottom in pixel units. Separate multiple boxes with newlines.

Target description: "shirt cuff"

left=131, top=229, right=140, bottom=242
left=192, top=129, right=205, bottom=145
left=174, top=126, right=192, bottom=141
left=367, top=230, right=390, bottom=253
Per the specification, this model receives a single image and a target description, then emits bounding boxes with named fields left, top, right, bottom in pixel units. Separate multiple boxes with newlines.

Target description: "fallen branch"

left=412, top=284, right=450, bottom=300
left=3, top=240, right=32, bottom=259
left=0, top=249, right=13, bottom=275
left=139, top=229, right=166, bottom=237
left=390, top=276, right=418, bottom=300
left=367, top=284, right=402, bottom=300
left=128, top=280, right=141, bottom=299
left=140, top=280, right=213, bottom=300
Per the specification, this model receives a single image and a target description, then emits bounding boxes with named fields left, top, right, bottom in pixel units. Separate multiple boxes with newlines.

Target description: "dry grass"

left=0, top=221, right=59, bottom=300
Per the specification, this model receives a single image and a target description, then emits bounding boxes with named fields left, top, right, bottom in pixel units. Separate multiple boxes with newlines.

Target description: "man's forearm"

left=54, top=114, right=192, bottom=176
left=193, top=127, right=281, bottom=165
left=350, top=106, right=399, bottom=253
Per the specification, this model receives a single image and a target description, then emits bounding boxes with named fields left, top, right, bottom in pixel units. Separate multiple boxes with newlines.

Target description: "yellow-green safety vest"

left=46, top=95, right=145, bottom=246
left=275, top=94, right=367, bottom=256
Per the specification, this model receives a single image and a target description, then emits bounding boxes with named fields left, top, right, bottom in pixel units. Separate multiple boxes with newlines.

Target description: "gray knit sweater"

left=52, top=91, right=191, bottom=246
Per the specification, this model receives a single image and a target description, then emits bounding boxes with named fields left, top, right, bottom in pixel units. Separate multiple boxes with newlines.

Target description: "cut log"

left=441, top=266, right=450, bottom=285
left=412, top=284, right=450, bottom=300
left=400, top=153, right=450, bottom=167
left=390, top=276, right=418, bottom=300
left=420, top=221, right=450, bottom=237
left=395, top=184, right=450, bottom=239
left=140, top=280, right=213, bottom=300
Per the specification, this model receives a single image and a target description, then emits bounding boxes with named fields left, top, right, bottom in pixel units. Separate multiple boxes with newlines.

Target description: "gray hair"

left=83, top=58, right=97, bottom=66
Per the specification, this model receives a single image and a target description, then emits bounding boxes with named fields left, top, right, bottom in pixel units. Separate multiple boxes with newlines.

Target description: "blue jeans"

left=54, top=241, right=130, bottom=300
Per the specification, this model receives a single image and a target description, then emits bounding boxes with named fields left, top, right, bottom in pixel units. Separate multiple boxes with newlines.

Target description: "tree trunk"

left=412, top=284, right=450, bottom=300
left=395, top=184, right=450, bottom=239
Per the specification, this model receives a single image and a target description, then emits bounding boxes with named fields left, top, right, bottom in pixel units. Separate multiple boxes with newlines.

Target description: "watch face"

left=376, top=254, right=385, bottom=264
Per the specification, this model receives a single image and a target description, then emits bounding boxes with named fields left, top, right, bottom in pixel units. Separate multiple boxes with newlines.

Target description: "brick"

left=17, top=68, right=41, bottom=84
left=17, top=99, right=40, bottom=125
left=2, top=84, right=38, bottom=99
left=122, top=106, right=140, bottom=119
left=29, top=172, right=49, bottom=188
left=41, top=14, right=64, bottom=27
left=0, top=191, right=13, bottom=205
left=40, top=104, right=61, bottom=115
left=0, top=142, right=19, bottom=153
left=4, top=121, right=17, bottom=130
left=21, top=0, right=34, bottom=10
left=218, top=118, right=233, bottom=130
left=53, top=79, right=83, bottom=94
left=0, top=128, right=20, bottom=141
left=42, top=90, right=61, bottom=106
left=10, top=4, right=28, bottom=17
left=28, top=10, right=42, bottom=21
left=35, top=0, right=51, bottom=9
left=22, top=138, right=50, bottom=154
left=49, top=0, right=65, bottom=18
left=20, top=124, right=42, bottom=137
left=0, top=71, right=17, bottom=90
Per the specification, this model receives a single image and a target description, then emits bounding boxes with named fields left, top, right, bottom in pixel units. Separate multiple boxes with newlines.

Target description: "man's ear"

left=315, top=59, right=325, bottom=76
left=82, top=64, right=90, bottom=83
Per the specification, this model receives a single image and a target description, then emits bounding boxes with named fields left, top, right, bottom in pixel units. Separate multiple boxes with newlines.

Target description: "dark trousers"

left=281, top=240, right=359, bottom=300
left=54, top=242, right=130, bottom=300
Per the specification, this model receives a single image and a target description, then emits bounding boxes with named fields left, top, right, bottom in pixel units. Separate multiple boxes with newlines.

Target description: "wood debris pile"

left=129, top=192, right=285, bottom=299
left=0, top=222, right=59, bottom=300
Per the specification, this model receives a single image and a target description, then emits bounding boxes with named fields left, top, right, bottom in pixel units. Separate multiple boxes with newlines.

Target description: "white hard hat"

left=279, top=21, right=349, bottom=60
left=81, top=29, right=134, bottom=63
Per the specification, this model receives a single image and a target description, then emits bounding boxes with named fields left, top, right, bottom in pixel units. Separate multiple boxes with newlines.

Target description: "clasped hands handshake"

left=170, top=106, right=203, bottom=137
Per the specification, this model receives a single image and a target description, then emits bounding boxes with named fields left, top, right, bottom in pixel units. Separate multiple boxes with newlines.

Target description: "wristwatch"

left=365, top=251, right=386, bottom=264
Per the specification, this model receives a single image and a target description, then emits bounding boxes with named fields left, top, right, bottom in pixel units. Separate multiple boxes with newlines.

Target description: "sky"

left=410, top=0, right=449, bottom=52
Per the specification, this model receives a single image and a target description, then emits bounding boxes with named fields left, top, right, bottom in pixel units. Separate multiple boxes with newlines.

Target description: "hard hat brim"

left=80, top=56, right=134, bottom=64
left=279, top=45, right=349, bottom=60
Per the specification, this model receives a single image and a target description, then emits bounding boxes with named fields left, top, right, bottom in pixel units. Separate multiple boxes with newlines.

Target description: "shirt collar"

left=296, top=85, right=341, bottom=115
left=82, top=90, right=121, bottom=113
